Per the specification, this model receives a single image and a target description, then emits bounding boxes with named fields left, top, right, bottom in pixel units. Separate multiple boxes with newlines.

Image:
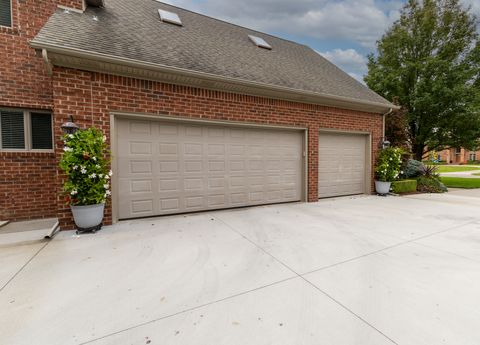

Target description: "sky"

left=163, top=0, right=480, bottom=83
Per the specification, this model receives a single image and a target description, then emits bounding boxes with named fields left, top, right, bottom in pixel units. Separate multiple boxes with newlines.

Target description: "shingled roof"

left=31, top=0, right=394, bottom=111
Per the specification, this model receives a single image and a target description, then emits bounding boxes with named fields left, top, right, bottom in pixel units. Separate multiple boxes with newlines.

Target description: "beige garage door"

left=318, top=132, right=368, bottom=198
left=117, top=118, right=304, bottom=219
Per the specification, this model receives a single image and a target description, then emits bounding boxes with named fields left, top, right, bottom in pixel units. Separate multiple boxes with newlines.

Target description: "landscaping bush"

left=402, top=159, right=424, bottom=178
left=375, top=147, right=404, bottom=182
left=416, top=176, right=448, bottom=193
left=391, top=179, right=417, bottom=193
left=59, top=128, right=111, bottom=206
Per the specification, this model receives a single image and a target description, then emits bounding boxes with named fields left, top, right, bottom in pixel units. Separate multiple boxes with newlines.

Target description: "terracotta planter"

left=375, top=181, right=391, bottom=195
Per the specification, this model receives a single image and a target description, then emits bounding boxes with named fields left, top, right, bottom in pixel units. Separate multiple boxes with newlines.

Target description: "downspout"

left=42, top=49, right=53, bottom=76
left=382, top=108, right=393, bottom=143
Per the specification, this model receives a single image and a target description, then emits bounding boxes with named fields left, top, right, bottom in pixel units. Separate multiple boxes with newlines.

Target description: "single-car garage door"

left=117, top=118, right=304, bottom=219
left=318, top=131, right=368, bottom=198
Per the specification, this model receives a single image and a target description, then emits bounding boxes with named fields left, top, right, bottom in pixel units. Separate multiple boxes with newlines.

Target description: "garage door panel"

left=117, top=119, right=303, bottom=219
left=318, top=132, right=367, bottom=198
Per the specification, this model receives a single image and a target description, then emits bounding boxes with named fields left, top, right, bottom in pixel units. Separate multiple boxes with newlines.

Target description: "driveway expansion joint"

left=78, top=276, right=298, bottom=345
left=0, top=240, right=50, bottom=292
left=301, top=218, right=480, bottom=277
left=211, top=213, right=400, bottom=345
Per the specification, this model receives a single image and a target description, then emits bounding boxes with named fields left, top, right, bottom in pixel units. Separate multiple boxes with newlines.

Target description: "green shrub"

left=59, top=128, right=111, bottom=206
left=391, top=179, right=417, bottom=193
left=375, top=147, right=404, bottom=182
left=416, top=176, right=448, bottom=193
left=402, top=159, right=424, bottom=178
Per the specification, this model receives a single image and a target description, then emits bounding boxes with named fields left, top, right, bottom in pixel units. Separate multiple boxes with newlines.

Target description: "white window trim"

left=0, top=0, right=13, bottom=29
left=0, top=109, right=54, bottom=152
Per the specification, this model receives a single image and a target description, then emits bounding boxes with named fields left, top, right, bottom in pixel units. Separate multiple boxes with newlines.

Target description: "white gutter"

left=31, top=41, right=400, bottom=113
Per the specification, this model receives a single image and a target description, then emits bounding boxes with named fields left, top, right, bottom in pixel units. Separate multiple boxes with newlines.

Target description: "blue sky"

left=164, top=0, right=479, bottom=83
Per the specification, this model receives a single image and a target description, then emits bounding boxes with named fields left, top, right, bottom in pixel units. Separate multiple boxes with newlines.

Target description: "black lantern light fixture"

left=380, top=138, right=391, bottom=149
left=61, top=115, right=80, bottom=134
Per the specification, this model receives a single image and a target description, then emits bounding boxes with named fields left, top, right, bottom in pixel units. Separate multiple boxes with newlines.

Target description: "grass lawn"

left=440, top=177, right=480, bottom=188
left=434, top=165, right=480, bottom=173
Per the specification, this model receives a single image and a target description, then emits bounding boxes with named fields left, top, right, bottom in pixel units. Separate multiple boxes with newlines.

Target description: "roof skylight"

left=158, top=9, right=183, bottom=26
left=248, top=35, right=272, bottom=50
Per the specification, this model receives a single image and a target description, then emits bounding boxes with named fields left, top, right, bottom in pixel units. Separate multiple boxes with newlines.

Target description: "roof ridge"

left=152, top=0, right=310, bottom=48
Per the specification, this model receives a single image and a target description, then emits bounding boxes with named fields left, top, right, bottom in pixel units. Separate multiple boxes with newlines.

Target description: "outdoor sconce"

left=61, top=115, right=80, bottom=134
left=380, top=138, right=390, bottom=149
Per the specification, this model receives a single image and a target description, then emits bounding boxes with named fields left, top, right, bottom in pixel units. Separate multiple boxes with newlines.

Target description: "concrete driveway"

left=1, top=193, right=480, bottom=345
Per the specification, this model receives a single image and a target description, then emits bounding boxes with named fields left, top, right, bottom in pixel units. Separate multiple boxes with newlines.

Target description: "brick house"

left=432, top=147, right=480, bottom=164
left=0, top=0, right=395, bottom=230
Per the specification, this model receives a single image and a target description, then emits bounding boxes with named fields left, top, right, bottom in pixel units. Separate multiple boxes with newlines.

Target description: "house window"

left=455, top=147, right=461, bottom=155
left=0, top=109, right=53, bottom=151
left=470, top=151, right=477, bottom=162
left=0, top=0, right=12, bottom=27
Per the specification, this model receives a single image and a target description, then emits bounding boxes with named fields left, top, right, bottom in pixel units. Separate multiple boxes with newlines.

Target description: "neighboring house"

left=433, top=147, right=480, bottom=164
left=0, top=0, right=395, bottom=230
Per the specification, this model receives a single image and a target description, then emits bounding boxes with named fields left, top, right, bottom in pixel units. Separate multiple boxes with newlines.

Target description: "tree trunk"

left=413, top=143, right=425, bottom=161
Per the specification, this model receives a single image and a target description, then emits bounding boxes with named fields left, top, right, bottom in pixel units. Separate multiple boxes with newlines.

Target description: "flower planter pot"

left=375, top=181, right=392, bottom=195
left=71, top=203, right=104, bottom=232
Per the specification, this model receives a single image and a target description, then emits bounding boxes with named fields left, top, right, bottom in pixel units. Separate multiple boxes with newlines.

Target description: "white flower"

left=96, top=164, right=100, bottom=169
left=92, top=157, right=97, bottom=161
left=103, top=183, right=109, bottom=189
left=103, top=135, right=107, bottom=142
left=63, top=146, right=72, bottom=152
left=98, top=174, right=103, bottom=178
left=80, top=168, right=87, bottom=174
left=105, top=175, right=110, bottom=180
left=90, top=173, right=97, bottom=179
left=108, top=170, right=113, bottom=176
left=70, top=190, right=77, bottom=195
left=68, top=134, right=74, bottom=139
left=106, top=190, right=111, bottom=196
left=400, top=171, right=404, bottom=174
left=73, top=165, right=78, bottom=170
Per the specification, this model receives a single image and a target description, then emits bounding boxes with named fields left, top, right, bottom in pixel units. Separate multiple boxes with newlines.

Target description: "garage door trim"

left=318, top=128, right=371, bottom=198
left=110, top=112, right=308, bottom=223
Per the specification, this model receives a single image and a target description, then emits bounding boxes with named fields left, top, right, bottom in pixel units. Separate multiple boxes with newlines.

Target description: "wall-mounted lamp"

left=61, top=115, right=80, bottom=134
left=380, top=138, right=390, bottom=149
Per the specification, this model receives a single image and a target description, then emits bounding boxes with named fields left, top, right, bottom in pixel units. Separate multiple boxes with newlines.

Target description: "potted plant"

left=374, top=147, right=403, bottom=195
left=59, top=128, right=111, bottom=232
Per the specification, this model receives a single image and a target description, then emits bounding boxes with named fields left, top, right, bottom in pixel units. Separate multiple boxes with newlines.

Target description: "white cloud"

left=320, top=49, right=367, bottom=69
left=319, top=48, right=368, bottom=83
left=167, top=0, right=402, bottom=48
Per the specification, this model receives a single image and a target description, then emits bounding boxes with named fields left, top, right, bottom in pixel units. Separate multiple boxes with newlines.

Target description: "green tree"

left=365, top=0, right=480, bottom=160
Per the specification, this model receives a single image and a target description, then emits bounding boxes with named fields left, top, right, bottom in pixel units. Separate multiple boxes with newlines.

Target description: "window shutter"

left=31, top=113, right=53, bottom=150
left=1, top=110, right=25, bottom=149
left=0, top=0, right=12, bottom=27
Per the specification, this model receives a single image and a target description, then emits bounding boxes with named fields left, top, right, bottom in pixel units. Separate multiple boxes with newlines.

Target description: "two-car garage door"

left=117, top=118, right=304, bottom=219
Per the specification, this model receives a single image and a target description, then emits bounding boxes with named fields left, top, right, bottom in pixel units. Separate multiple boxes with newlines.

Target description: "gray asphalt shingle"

left=31, top=0, right=391, bottom=107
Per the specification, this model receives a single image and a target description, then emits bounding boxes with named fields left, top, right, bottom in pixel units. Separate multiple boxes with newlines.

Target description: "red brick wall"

left=0, top=152, right=57, bottom=221
left=52, top=67, right=383, bottom=230
left=0, top=0, right=83, bottom=221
